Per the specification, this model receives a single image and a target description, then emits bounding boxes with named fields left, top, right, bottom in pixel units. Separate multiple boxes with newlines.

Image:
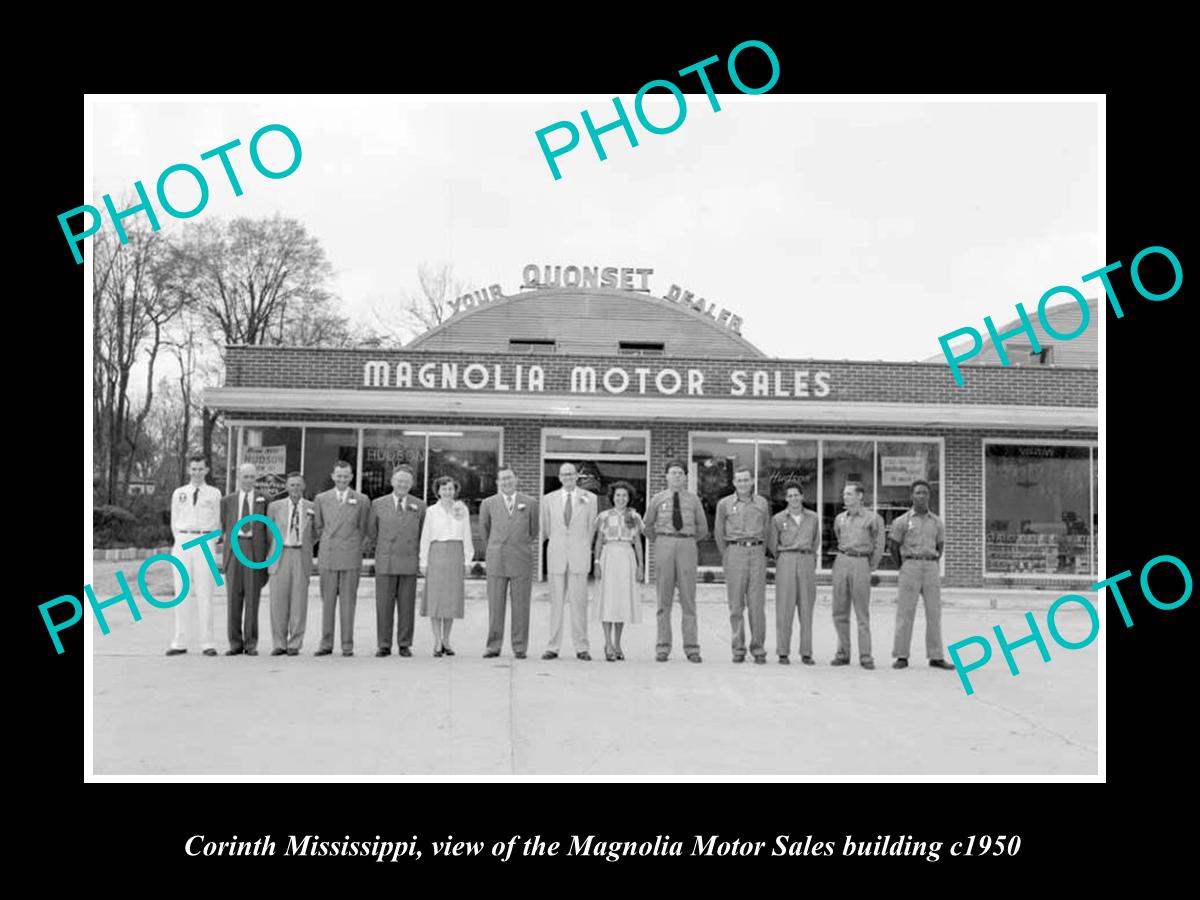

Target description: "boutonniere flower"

left=453, top=505, right=468, bottom=520
left=348, top=498, right=358, bottom=505
left=255, top=496, right=266, bottom=503
left=177, top=491, right=187, bottom=502
left=517, top=502, right=527, bottom=511
left=306, top=507, right=315, bottom=515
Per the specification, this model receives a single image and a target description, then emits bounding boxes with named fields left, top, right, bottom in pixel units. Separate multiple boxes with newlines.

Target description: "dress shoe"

left=732, top=654, right=746, bottom=663
left=616, top=649, right=626, bottom=661
left=515, top=651, right=527, bottom=659
left=778, top=655, right=790, bottom=665
left=224, top=648, right=243, bottom=656
left=442, top=646, right=455, bottom=656
left=245, top=649, right=258, bottom=656
left=656, top=652, right=669, bottom=662
left=893, top=657, right=909, bottom=669
left=577, top=652, right=592, bottom=661
left=397, top=647, right=412, bottom=657
left=604, top=647, right=616, bottom=662
left=433, top=647, right=444, bottom=658
left=270, top=648, right=287, bottom=657
left=861, top=659, right=876, bottom=670
left=202, top=648, right=218, bottom=657
left=801, top=656, right=815, bottom=665
left=315, top=648, right=332, bottom=656
left=753, top=656, right=767, bottom=665
left=342, top=649, right=354, bottom=657
left=483, top=650, right=500, bottom=658
left=929, top=659, right=955, bottom=670
left=375, top=648, right=391, bottom=658
left=830, top=656, right=850, bottom=666
left=286, top=649, right=299, bottom=656
left=542, top=651, right=558, bottom=660
left=686, top=653, right=701, bottom=663
left=165, top=648, right=187, bottom=656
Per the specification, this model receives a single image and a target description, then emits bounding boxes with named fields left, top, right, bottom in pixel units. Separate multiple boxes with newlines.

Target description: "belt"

left=778, top=548, right=815, bottom=554
left=728, top=539, right=763, bottom=547
left=284, top=544, right=302, bottom=549
left=904, top=554, right=940, bottom=561
left=238, top=533, right=253, bottom=540
left=838, top=550, right=871, bottom=558
left=177, top=529, right=209, bottom=534
left=656, top=533, right=694, bottom=539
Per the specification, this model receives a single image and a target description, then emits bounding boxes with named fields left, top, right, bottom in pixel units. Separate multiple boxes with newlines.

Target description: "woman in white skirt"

left=590, top=481, right=644, bottom=661
left=418, top=475, right=475, bottom=657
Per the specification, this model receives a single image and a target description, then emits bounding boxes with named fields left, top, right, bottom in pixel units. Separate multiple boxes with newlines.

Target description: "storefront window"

left=757, top=440, right=818, bottom=515
left=303, top=427, right=359, bottom=496
left=985, top=443, right=1093, bottom=576
left=425, top=429, right=500, bottom=561
left=544, top=434, right=647, bottom=455
left=821, top=440, right=875, bottom=569
left=692, top=436, right=757, bottom=566
left=361, top=430, right=425, bottom=500
left=239, top=426, right=302, bottom=499
left=1092, top=447, right=1099, bottom=576
left=876, top=441, right=941, bottom=570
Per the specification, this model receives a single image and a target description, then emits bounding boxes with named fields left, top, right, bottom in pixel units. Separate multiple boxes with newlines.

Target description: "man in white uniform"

left=166, top=455, right=223, bottom=656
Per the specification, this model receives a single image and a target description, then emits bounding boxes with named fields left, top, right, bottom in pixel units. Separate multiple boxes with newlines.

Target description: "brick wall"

left=224, top=345, right=1097, bottom=408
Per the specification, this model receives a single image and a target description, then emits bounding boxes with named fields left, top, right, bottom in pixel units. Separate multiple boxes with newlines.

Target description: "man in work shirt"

left=831, top=482, right=885, bottom=669
left=714, top=467, right=772, bottom=664
left=166, top=455, right=223, bottom=657
left=643, top=459, right=708, bottom=663
left=767, top=481, right=819, bottom=665
left=890, top=480, right=955, bottom=670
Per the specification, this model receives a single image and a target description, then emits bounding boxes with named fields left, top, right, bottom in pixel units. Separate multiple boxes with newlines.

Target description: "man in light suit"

left=479, top=465, right=539, bottom=659
left=368, top=465, right=425, bottom=658
left=541, top=461, right=598, bottom=661
left=266, top=472, right=315, bottom=655
left=313, top=460, right=371, bottom=656
left=220, top=461, right=272, bottom=656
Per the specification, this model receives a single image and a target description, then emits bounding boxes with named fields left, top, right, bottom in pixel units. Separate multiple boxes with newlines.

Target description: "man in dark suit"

left=312, top=460, right=371, bottom=656
left=221, top=461, right=272, bottom=655
left=266, top=472, right=315, bottom=655
left=368, top=465, right=426, bottom=658
left=479, top=466, right=539, bottom=659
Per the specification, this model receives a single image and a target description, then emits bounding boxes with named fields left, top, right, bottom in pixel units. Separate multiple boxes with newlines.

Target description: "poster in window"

left=881, top=455, right=925, bottom=487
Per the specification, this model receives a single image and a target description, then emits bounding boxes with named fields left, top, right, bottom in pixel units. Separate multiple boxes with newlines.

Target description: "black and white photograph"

left=83, top=92, right=1102, bottom=778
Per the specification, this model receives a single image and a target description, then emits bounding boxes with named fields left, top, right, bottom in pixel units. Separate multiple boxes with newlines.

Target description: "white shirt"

left=237, top=489, right=256, bottom=536
left=335, top=488, right=350, bottom=504
left=171, top=482, right=222, bottom=539
left=502, top=491, right=516, bottom=514
left=419, top=501, right=475, bottom=570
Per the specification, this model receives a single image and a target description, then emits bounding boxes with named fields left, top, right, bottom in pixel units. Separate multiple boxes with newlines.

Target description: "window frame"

left=688, top=431, right=946, bottom=576
left=981, top=437, right=1099, bottom=580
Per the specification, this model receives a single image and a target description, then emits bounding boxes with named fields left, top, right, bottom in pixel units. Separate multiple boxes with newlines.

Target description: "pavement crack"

left=974, top=697, right=1097, bottom=755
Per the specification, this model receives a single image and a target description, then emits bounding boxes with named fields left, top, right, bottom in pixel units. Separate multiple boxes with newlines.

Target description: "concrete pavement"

left=89, top=562, right=1099, bottom=776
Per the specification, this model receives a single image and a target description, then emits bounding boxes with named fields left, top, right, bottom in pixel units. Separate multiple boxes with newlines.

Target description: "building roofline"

left=400, top=286, right=768, bottom=358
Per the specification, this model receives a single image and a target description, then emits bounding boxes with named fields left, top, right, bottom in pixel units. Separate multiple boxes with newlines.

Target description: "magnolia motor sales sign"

left=361, top=359, right=832, bottom=399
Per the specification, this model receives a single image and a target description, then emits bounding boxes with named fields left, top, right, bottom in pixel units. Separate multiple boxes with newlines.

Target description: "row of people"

left=165, top=457, right=951, bottom=670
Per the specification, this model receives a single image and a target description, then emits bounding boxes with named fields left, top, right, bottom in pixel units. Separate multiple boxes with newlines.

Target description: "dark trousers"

left=486, top=572, right=532, bottom=654
left=226, top=536, right=265, bottom=651
left=375, top=573, right=417, bottom=650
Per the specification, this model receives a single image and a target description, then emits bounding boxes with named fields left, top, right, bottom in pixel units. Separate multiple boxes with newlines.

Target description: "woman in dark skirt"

left=418, top=475, right=476, bottom=656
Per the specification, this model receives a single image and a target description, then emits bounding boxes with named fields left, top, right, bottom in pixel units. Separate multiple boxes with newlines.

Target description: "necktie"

left=290, top=501, right=299, bottom=544
left=240, top=493, right=251, bottom=536
left=395, top=495, right=401, bottom=512
left=192, top=487, right=199, bottom=505
left=506, top=495, right=514, bottom=515
left=672, top=491, right=684, bottom=532
left=339, top=491, right=346, bottom=505
left=563, top=492, right=573, bottom=526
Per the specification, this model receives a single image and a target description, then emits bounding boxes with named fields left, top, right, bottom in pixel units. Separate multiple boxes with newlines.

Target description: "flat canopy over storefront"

left=205, top=386, right=1095, bottom=432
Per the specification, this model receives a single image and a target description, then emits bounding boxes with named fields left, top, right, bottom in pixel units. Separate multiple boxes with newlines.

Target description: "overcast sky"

left=91, top=96, right=1099, bottom=362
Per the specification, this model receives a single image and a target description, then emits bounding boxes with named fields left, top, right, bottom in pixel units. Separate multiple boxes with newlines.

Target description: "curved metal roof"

left=405, top=287, right=766, bottom=358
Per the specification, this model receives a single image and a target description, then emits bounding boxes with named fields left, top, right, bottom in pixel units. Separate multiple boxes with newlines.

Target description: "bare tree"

left=169, top=215, right=351, bottom=471
left=371, top=261, right=467, bottom=343
left=92, top=216, right=184, bottom=505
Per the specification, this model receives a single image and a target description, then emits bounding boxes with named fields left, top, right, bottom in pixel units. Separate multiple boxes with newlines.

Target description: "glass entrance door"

left=540, top=429, right=650, bottom=580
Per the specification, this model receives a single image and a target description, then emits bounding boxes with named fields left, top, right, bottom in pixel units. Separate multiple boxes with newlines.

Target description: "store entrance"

left=540, top=429, right=650, bottom=581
